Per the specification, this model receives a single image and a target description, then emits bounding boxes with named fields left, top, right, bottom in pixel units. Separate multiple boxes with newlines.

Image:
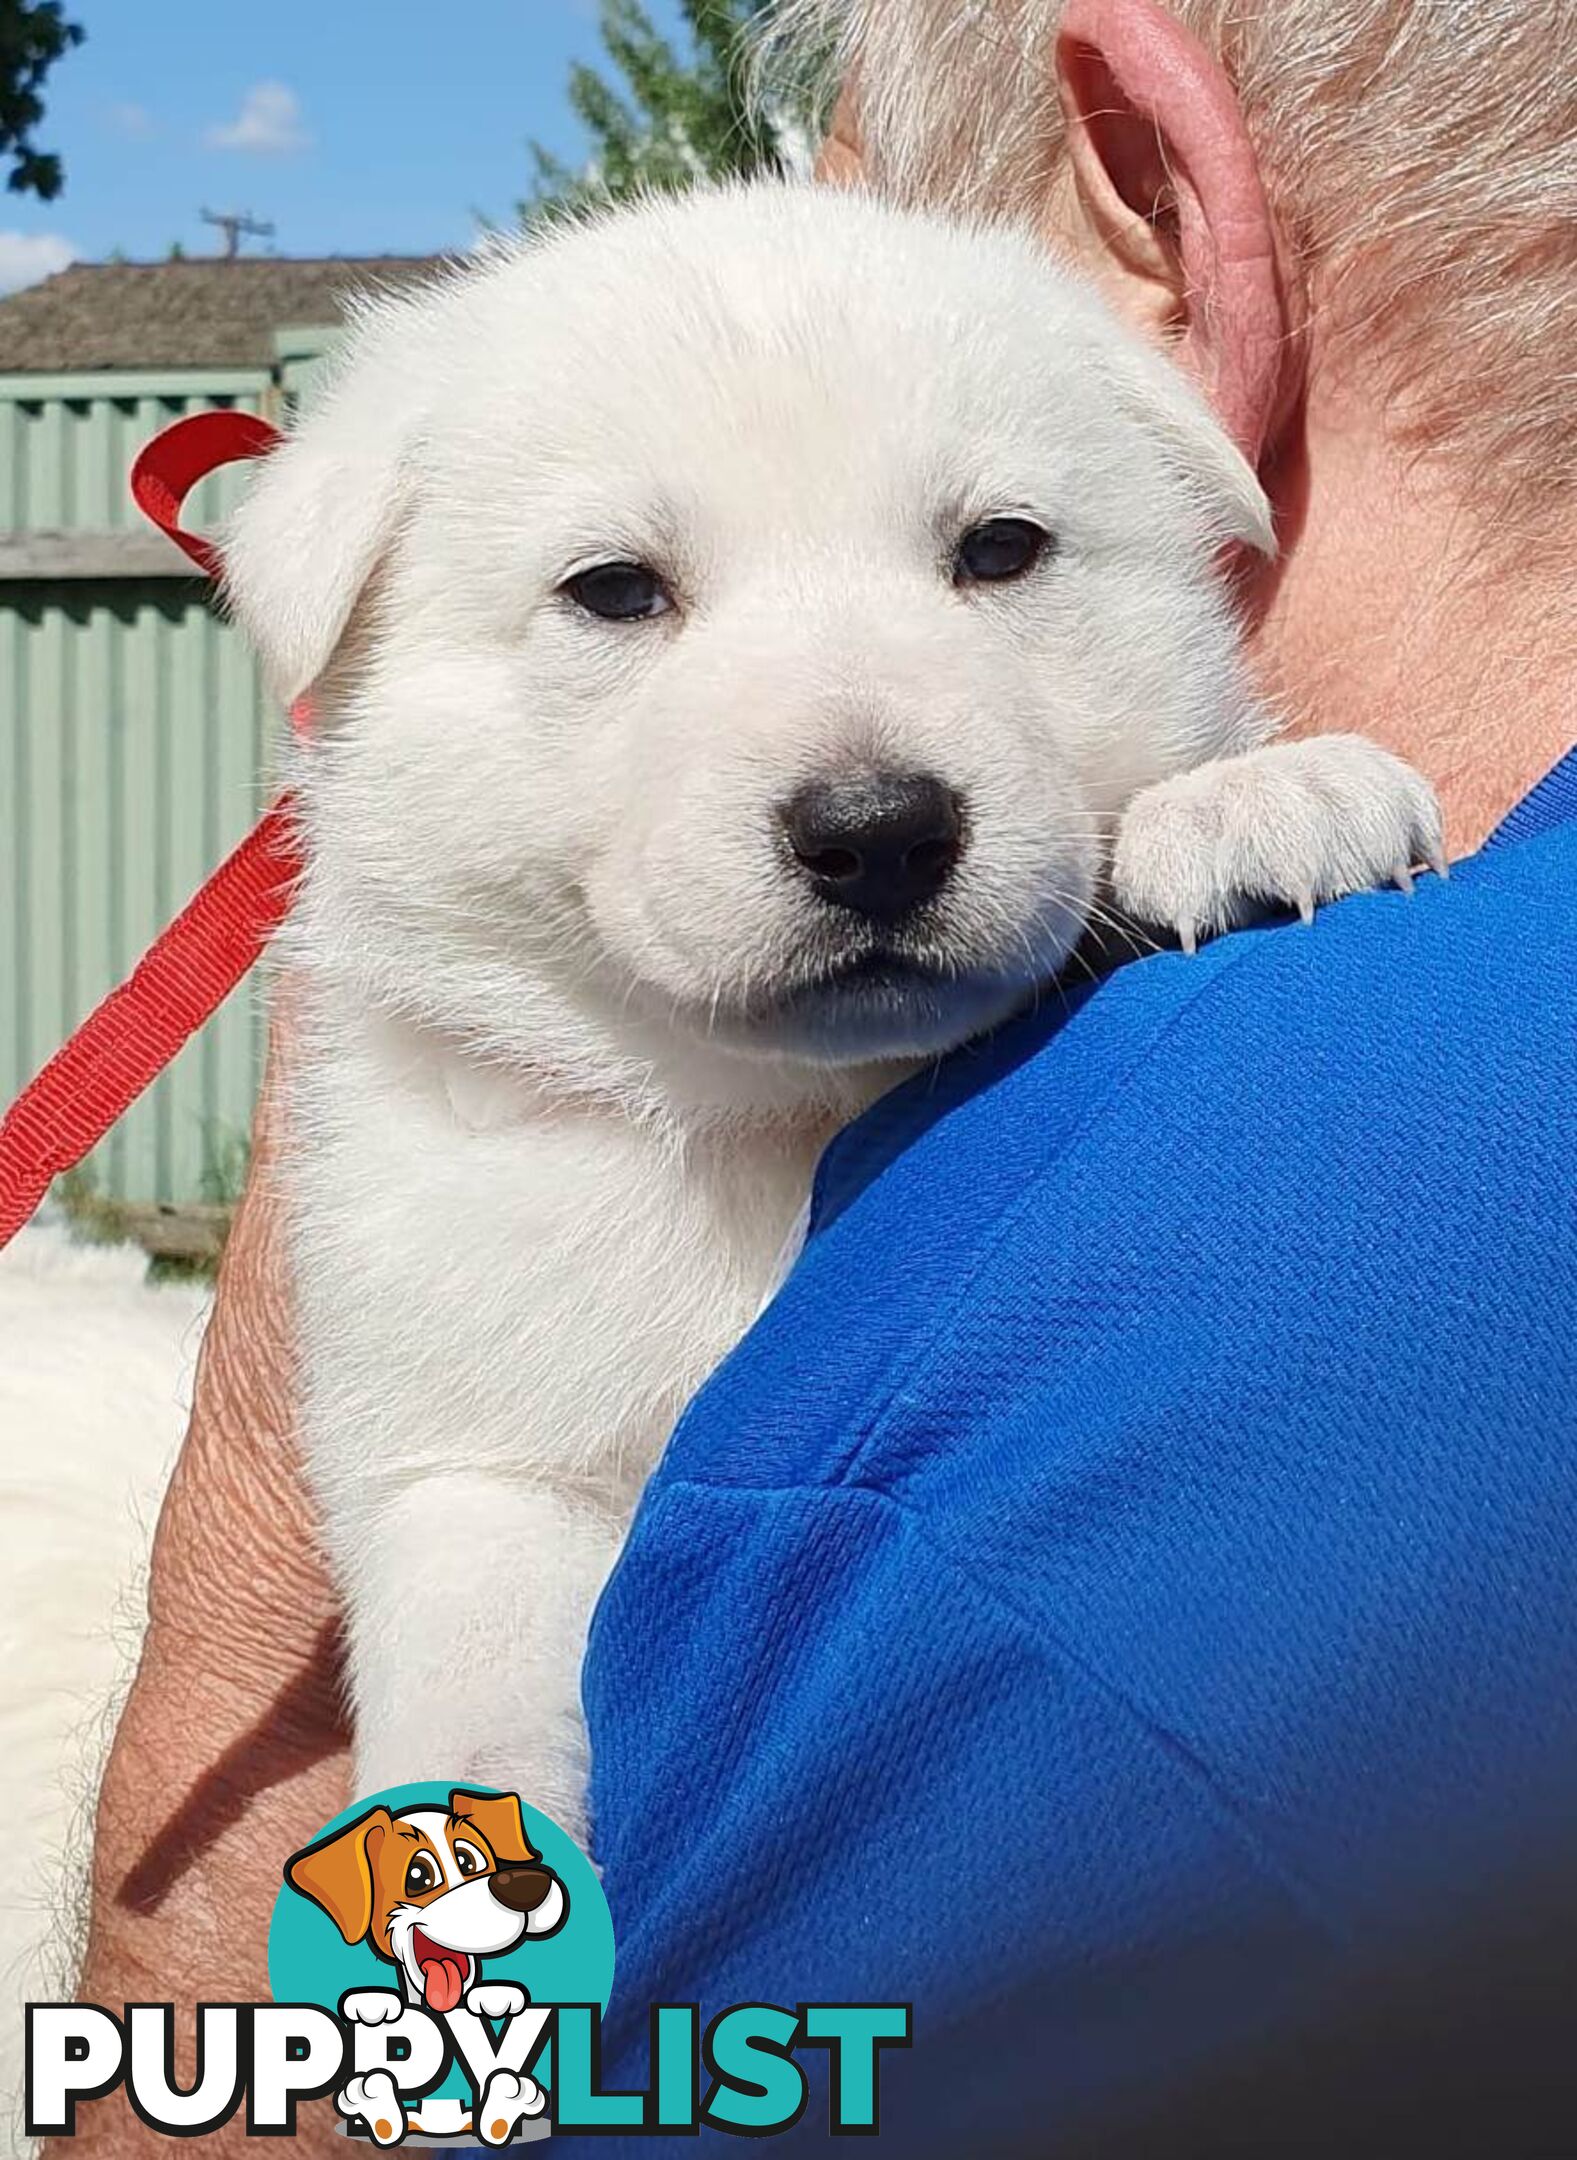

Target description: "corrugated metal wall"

left=4, top=386, right=250, bottom=533
left=1, top=385, right=279, bottom=1207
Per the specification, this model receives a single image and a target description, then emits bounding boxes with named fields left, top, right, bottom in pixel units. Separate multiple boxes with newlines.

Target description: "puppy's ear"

left=284, top=1806, right=393, bottom=1944
left=1107, top=333, right=1276, bottom=556
left=222, top=313, right=424, bottom=704
left=450, top=1789, right=539, bottom=1868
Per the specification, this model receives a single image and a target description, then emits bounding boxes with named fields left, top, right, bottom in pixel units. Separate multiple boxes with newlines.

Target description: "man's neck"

left=1252, top=398, right=1577, bottom=855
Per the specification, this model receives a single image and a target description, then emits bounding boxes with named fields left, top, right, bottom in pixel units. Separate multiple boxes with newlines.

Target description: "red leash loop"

left=130, top=408, right=282, bottom=578
left=0, top=410, right=302, bottom=1247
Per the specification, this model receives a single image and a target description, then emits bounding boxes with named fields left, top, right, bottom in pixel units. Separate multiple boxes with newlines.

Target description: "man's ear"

left=814, top=78, right=865, bottom=186
left=222, top=333, right=417, bottom=705
left=1054, top=0, right=1296, bottom=464
left=284, top=1807, right=393, bottom=1944
left=450, top=1789, right=540, bottom=1868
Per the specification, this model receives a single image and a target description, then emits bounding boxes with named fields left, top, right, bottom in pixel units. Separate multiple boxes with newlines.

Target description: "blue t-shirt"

left=578, top=752, right=1577, bottom=2152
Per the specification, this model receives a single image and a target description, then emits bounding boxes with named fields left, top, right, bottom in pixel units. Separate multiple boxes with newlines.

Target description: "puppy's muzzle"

left=780, top=771, right=964, bottom=921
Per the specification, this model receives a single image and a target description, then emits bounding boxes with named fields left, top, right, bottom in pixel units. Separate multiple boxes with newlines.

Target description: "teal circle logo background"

left=268, top=1783, right=613, bottom=2106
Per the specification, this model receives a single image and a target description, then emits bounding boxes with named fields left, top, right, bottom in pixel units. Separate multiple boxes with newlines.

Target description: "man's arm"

left=55, top=1039, right=350, bottom=2156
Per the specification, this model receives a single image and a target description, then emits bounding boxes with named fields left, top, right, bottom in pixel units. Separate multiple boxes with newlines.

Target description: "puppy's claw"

left=1178, top=920, right=1198, bottom=958
left=1429, top=846, right=1451, bottom=881
left=1295, top=890, right=1316, bottom=926
left=1393, top=863, right=1415, bottom=896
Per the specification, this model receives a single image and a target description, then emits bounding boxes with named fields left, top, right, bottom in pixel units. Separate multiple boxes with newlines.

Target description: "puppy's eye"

left=453, top=1840, right=486, bottom=1877
left=953, top=518, right=1053, bottom=586
left=404, top=1854, right=439, bottom=1898
left=562, top=561, right=671, bottom=622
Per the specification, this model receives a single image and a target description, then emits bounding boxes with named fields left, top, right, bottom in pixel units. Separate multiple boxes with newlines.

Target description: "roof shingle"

left=0, top=255, right=451, bottom=374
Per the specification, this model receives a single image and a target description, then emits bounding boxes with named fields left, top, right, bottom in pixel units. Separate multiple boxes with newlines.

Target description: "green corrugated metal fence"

left=2, top=377, right=269, bottom=531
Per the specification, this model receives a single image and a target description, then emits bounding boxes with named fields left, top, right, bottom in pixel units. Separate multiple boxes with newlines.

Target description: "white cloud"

left=0, top=231, right=78, bottom=296
left=204, top=81, right=311, bottom=155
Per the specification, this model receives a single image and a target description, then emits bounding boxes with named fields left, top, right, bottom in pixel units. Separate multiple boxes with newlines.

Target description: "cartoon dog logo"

left=285, top=1788, right=567, bottom=2143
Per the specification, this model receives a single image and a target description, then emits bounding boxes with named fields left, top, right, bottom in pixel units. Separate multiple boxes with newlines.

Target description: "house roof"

left=0, top=255, right=452, bottom=375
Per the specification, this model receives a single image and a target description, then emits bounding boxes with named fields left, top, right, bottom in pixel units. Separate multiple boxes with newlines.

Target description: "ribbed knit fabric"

left=573, top=753, right=1577, bottom=2154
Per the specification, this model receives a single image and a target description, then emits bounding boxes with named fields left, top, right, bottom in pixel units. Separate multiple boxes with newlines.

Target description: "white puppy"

left=225, top=182, right=1439, bottom=1837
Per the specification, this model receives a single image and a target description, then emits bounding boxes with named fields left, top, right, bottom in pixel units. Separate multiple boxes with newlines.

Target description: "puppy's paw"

left=475, top=2067, right=547, bottom=2146
left=338, top=2069, right=407, bottom=2145
left=341, top=1989, right=405, bottom=2026
left=466, top=1981, right=530, bottom=2020
left=1111, top=736, right=1445, bottom=952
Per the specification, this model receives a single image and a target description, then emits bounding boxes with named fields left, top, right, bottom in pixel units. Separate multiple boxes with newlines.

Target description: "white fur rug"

left=0, top=1222, right=208, bottom=2148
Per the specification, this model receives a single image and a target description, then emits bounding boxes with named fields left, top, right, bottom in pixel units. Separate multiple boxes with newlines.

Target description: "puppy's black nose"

left=781, top=772, right=964, bottom=919
left=489, top=1865, right=558, bottom=1915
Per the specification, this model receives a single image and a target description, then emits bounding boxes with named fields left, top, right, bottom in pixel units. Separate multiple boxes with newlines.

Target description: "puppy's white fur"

left=225, top=182, right=1439, bottom=1835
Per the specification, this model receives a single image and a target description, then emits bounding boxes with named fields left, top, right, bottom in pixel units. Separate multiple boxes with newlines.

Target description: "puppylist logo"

left=273, top=1784, right=593, bottom=2143
left=26, top=1783, right=912, bottom=2144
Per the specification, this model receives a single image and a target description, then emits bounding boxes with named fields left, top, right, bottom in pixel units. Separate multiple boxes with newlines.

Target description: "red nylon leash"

left=0, top=410, right=304, bottom=1247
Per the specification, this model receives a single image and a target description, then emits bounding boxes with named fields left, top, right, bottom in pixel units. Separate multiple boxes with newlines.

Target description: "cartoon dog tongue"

left=419, top=1947, right=467, bottom=2013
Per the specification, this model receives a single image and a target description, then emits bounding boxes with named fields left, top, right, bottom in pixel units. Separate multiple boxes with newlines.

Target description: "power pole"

left=200, top=209, right=276, bottom=260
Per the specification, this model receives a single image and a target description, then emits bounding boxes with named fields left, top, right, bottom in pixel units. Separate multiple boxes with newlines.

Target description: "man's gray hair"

left=762, top=0, right=1577, bottom=493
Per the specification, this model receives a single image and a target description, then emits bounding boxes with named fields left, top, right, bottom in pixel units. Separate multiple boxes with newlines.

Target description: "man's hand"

left=52, top=1033, right=351, bottom=2155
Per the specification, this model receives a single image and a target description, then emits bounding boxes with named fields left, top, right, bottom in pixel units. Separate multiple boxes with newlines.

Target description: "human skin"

left=56, top=1034, right=350, bottom=2153
left=53, top=5, right=1577, bottom=2148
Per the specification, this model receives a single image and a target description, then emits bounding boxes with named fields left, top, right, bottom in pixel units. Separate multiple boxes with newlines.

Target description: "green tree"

left=524, top=0, right=821, bottom=218
left=1, top=0, right=83, bottom=200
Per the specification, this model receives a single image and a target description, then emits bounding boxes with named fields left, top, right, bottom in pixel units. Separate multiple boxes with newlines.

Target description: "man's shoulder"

left=1073, top=808, right=1577, bottom=1155
left=1125, top=808, right=1576, bottom=1080
left=817, top=814, right=1576, bottom=1233
left=660, top=819, right=1576, bottom=1497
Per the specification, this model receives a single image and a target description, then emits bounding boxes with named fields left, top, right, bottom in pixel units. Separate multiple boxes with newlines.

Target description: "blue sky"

left=0, top=0, right=692, bottom=291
